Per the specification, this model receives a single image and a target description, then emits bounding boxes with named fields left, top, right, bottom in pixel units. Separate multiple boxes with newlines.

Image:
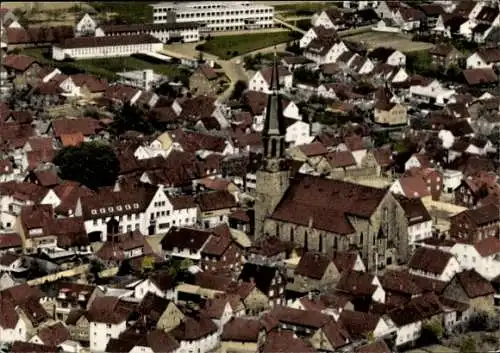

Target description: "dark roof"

left=295, top=251, right=333, bottom=280
left=396, top=195, right=432, bottom=225
left=475, top=6, right=499, bottom=23
left=270, top=174, right=387, bottom=235
left=36, top=322, right=70, bottom=346
left=456, top=203, right=500, bottom=226
left=148, top=271, right=176, bottom=292
left=260, top=330, right=316, bottom=353
left=196, top=190, right=236, bottom=211
left=429, top=43, right=460, bottom=57
left=331, top=251, right=359, bottom=273
left=238, top=263, right=281, bottom=294
left=56, top=34, right=161, bottom=49
left=87, top=296, right=136, bottom=324
left=11, top=342, right=57, bottom=353
left=368, top=47, right=398, bottom=62
left=408, top=247, right=454, bottom=275
left=221, top=317, right=262, bottom=342
left=336, top=270, right=376, bottom=297
left=270, top=305, right=332, bottom=329
left=161, top=227, right=211, bottom=252
left=462, top=68, right=498, bottom=86
left=99, top=22, right=201, bottom=34
left=452, top=270, right=495, bottom=298
left=50, top=117, right=103, bottom=137
left=475, top=47, right=500, bottom=62
left=338, top=310, right=381, bottom=339
left=388, top=292, right=443, bottom=326
left=2, top=54, right=37, bottom=72
left=170, top=316, right=218, bottom=341
left=355, top=340, right=391, bottom=353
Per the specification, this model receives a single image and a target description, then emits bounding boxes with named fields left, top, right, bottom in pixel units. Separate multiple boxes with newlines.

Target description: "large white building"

left=151, top=1, right=274, bottom=32
left=52, top=34, right=163, bottom=61
left=95, top=22, right=202, bottom=43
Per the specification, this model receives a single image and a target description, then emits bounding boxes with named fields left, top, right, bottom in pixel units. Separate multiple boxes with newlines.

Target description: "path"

left=274, top=16, right=307, bottom=34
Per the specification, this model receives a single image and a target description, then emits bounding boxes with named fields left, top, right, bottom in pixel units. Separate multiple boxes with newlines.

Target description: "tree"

left=53, top=141, right=120, bottom=190
left=140, top=256, right=155, bottom=274
left=459, top=336, right=477, bottom=353
left=109, top=102, right=154, bottom=136
left=407, top=50, right=434, bottom=75
left=421, top=320, right=444, bottom=343
left=230, top=80, right=247, bottom=100
left=293, top=67, right=320, bottom=85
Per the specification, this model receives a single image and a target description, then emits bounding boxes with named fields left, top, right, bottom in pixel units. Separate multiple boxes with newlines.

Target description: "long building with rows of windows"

left=151, top=1, right=274, bottom=32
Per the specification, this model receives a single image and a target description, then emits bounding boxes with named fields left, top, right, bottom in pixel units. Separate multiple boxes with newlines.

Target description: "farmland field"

left=344, top=31, right=434, bottom=53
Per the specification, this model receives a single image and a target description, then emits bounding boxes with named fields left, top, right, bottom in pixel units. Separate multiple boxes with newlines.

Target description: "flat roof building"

left=151, top=1, right=274, bottom=32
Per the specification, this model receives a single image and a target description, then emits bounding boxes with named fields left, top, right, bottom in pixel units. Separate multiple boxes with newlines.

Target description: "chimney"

left=308, top=291, right=312, bottom=300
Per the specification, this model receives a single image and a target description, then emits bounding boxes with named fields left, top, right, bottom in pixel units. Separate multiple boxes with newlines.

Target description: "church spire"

left=262, top=49, right=286, bottom=168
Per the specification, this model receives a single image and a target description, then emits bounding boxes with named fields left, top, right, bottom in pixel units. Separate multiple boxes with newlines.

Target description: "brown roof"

left=298, top=142, right=328, bottom=157
left=50, top=117, right=103, bottom=137
left=295, top=251, right=333, bottom=280
left=260, top=65, right=292, bottom=86
left=396, top=195, right=432, bottom=226
left=463, top=68, right=498, bottom=85
left=96, top=230, right=154, bottom=261
left=196, top=190, right=236, bottom=211
left=331, top=251, right=359, bottom=273
left=270, top=305, right=332, bottom=329
left=87, top=296, right=135, bottom=324
left=0, top=160, right=13, bottom=175
left=170, top=316, right=218, bottom=341
left=338, top=310, right=382, bottom=339
left=451, top=271, right=494, bottom=298
left=271, top=175, right=387, bottom=235
left=201, top=225, right=231, bottom=257
left=261, top=330, right=316, bottom=353
left=474, top=236, right=500, bottom=257
left=325, top=150, right=357, bottom=168
left=32, top=169, right=60, bottom=187
left=0, top=232, right=22, bottom=250
left=221, top=317, right=262, bottom=342
left=355, top=340, right=391, bottom=353
left=388, top=292, right=443, bottom=326
left=408, top=247, right=454, bottom=275
left=60, top=132, right=84, bottom=147
left=397, top=175, right=431, bottom=198
left=306, top=36, right=340, bottom=56
left=197, top=63, right=218, bottom=80
left=70, top=73, right=108, bottom=92
left=429, top=43, right=460, bottom=57
left=380, top=269, right=423, bottom=296
left=56, top=34, right=161, bottom=49
left=171, top=129, right=228, bottom=153
left=458, top=203, right=500, bottom=227
left=7, top=26, right=74, bottom=45
left=27, top=149, right=55, bottom=171
left=321, top=320, right=351, bottom=349
left=372, top=147, right=393, bottom=167
left=11, top=342, right=58, bottom=353
left=336, top=270, right=376, bottom=297
left=2, top=54, right=37, bottom=72
left=475, top=47, right=500, bottom=62
left=161, top=227, right=211, bottom=252
left=36, top=322, right=70, bottom=346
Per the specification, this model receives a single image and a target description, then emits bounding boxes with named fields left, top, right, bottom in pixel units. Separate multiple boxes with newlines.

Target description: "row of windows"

left=155, top=8, right=272, bottom=16
left=68, top=44, right=154, bottom=56
left=91, top=203, right=140, bottom=215
left=93, top=213, right=140, bottom=225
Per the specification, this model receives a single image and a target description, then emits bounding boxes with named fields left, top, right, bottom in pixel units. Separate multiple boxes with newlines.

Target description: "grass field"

left=23, top=48, right=184, bottom=80
left=2, top=2, right=93, bottom=11
left=199, top=31, right=298, bottom=60
left=344, top=31, right=434, bottom=53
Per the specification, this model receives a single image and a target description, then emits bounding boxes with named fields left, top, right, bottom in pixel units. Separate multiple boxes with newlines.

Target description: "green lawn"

left=199, top=31, right=300, bottom=60
left=23, top=48, right=184, bottom=80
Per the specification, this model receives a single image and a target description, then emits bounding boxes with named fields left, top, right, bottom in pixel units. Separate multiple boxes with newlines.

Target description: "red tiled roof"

left=50, top=117, right=103, bottom=137
left=2, top=54, right=36, bottom=72
left=60, top=132, right=84, bottom=147
left=408, top=247, right=453, bottom=275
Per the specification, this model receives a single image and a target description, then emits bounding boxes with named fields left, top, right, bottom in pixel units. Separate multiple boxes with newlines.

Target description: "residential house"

left=375, top=1, right=401, bottom=21
left=288, top=251, right=340, bottom=294
left=373, top=100, right=408, bottom=126
left=462, top=67, right=498, bottom=86
left=260, top=330, right=315, bottom=353
left=106, top=326, right=181, bottom=353
left=428, top=43, right=464, bottom=68
left=270, top=305, right=333, bottom=336
left=454, top=173, right=500, bottom=208
left=396, top=196, right=433, bottom=250
left=466, top=47, right=500, bottom=69
left=299, top=25, right=338, bottom=48
left=405, top=154, right=433, bottom=171
left=393, top=7, right=426, bottom=32
left=450, top=237, right=500, bottom=281
left=131, top=292, right=184, bottom=331
left=408, top=247, right=461, bottom=282
left=196, top=190, right=237, bottom=229
left=331, top=251, right=366, bottom=273
left=0, top=232, right=22, bottom=253
left=314, top=150, right=358, bottom=179
left=160, top=226, right=212, bottom=261
left=404, top=167, right=443, bottom=201
left=368, top=47, right=406, bottom=66
left=442, top=269, right=495, bottom=312
left=220, top=317, right=265, bottom=353
left=169, top=316, right=219, bottom=353
left=29, top=322, right=73, bottom=350
left=134, top=271, right=176, bottom=301
left=449, top=203, right=499, bottom=243
left=200, top=224, right=244, bottom=273
left=338, top=310, right=395, bottom=341
left=303, top=37, right=349, bottom=65
left=238, top=263, right=286, bottom=307
left=248, top=65, right=293, bottom=93
left=280, top=56, right=315, bottom=71
left=310, top=318, right=351, bottom=351
left=354, top=340, right=391, bottom=353
left=75, top=13, right=98, bottom=36
left=189, top=64, right=222, bottom=97
left=313, top=8, right=344, bottom=29
left=335, top=270, right=386, bottom=310
left=409, top=79, right=456, bottom=106
left=0, top=253, right=24, bottom=273
left=87, top=296, right=134, bottom=352
left=390, top=175, right=431, bottom=200
left=2, top=54, right=41, bottom=89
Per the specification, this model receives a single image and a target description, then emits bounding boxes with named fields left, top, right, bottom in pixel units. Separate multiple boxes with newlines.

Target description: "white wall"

left=450, top=243, right=500, bottom=281
left=90, top=321, right=127, bottom=352
left=395, top=321, right=422, bottom=347
left=0, top=317, right=27, bottom=343
left=134, top=279, right=176, bottom=300
left=52, top=42, right=164, bottom=61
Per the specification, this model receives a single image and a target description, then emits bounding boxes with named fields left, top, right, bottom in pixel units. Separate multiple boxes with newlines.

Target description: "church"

left=254, top=54, right=409, bottom=271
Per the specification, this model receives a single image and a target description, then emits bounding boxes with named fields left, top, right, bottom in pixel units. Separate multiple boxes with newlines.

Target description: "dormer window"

left=108, top=207, right=114, bottom=212
left=133, top=203, right=139, bottom=209
left=91, top=209, right=97, bottom=215
left=116, top=205, right=123, bottom=211
left=100, top=208, right=106, bottom=213
left=125, top=204, right=132, bottom=210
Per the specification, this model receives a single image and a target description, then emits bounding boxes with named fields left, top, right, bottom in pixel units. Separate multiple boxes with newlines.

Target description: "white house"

left=252, top=99, right=301, bottom=132
left=52, top=35, right=163, bottom=61
left=0, top=309, right=27, bottom=343
left=300, top=27, right=319, bottom=48
left=134, top=145, right=169, bottom=161
left=89, top=315, right=127, bottom=352
left=442, top=169, right=463, bottom=193
left=375, top=0, right=399, bottom=21
left=397, top=197, right=433, bottom=250
left=248, top=66, right=293, bottom=93
left=75, top=13, right=98, bottom=36
left=459, top=19, right=477, bottom=41
left=134, top=272, right=177, bottom=300
left=408, top=247, right=462, bottom=282
left=286, top=119, right=313, bottom=147
left=313, top=8, right=342, bottom=29
left=387, top=50, right=406, bottom=67
left=450, top=238, right=500, bottom=281
left=304, top=39, right=349, bottom=65
left=343, top=1, right=379, bottom=10
left=409, top=79, right=456, bottom=106
left=466, top=48, right=500, bottom=69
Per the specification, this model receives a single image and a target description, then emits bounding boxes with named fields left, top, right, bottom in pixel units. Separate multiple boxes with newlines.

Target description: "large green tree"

left=109, top=102, right=154, bottom=136
left=53, top=141, right=120, bottom=189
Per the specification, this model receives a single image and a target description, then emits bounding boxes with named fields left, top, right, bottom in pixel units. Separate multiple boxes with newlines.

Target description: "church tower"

left=254, top=52, right=290, bottom=239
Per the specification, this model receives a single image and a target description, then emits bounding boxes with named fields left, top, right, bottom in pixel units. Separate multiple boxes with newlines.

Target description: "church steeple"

left=262, top=51, right=287, bottom=171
